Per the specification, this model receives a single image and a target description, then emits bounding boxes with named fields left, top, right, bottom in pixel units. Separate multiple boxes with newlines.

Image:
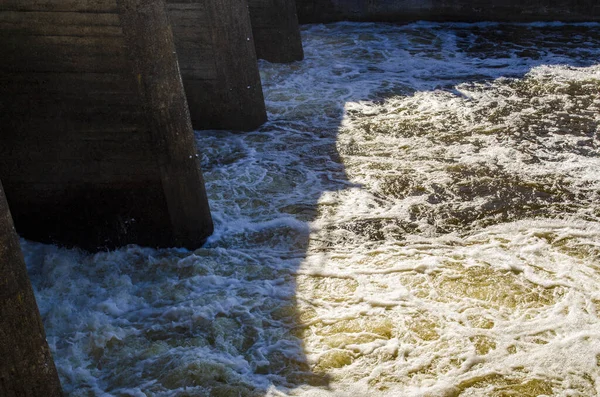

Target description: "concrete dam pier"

left=167, top=0, right=268, bottom=131
left=296, top=0, right=600, bottom=23
left=0, top=0, right=214, bottom=251
left=249, top=0, right=304, bottom=63
left=0, top=181, right=63, bottom=396
left=166, top=0, right=305, bottom=129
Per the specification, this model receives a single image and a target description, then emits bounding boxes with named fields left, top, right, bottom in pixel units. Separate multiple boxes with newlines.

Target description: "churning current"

left=24, top=22, right=600, bottom=396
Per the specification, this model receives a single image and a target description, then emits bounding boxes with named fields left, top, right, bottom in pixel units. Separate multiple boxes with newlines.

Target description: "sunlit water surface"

left=24, top=22, right=600, bottom=396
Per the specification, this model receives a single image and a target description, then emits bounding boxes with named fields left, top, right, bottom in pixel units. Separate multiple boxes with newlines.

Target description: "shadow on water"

left=22, top=22, right=600, bottom=396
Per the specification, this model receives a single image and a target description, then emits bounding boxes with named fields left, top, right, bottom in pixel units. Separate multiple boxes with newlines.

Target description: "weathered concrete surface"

left=167, top=0, right=267, bottom=130
left=0, top=0, right=213, bottom=251
left=249, top=0, right=304, bottom=63
left=0, top=181, right=63, bottom=397
left=296, top=0, right=600, bottom=23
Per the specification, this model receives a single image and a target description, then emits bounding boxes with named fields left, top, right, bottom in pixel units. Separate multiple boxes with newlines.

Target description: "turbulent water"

left=24, top=22, right=600, bottom=396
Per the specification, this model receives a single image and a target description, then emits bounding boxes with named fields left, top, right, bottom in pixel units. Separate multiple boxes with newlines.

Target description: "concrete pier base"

left=249, top=0, right=304, bottom=63
left=0, top=0, right=213, bottom=251
left=0, top=181, right=63, bottom=396
left=167, top=0, right=267, bottom=131
left=296, top=0, right=600, bottom=23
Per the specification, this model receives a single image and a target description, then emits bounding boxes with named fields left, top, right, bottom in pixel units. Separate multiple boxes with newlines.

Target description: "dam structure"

left=0, top=0, right=304, bottom=392
left=0, top=0, right=215, bottom=251
left=1, top=0, right=600, bottom=396
left=0, top=181, right=62, bottom=396
left=296, top=0, right=600, bottom=23
left=248, top=0, right=304, bottom=63
left=0, top=0, right=305, bottom=252
left=166, top=0, right=268, bottom=131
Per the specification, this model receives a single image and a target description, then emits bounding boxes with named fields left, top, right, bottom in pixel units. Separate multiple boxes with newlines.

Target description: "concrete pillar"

left=167, top=0, right=268, bottom=131
left=248, top=0, right=304, bottom=63
left=0, top=0, right=213, bottom=251
left=0, top=180, right=63, bottom=397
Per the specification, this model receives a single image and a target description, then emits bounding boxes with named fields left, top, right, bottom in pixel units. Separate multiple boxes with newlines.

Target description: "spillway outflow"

left=24, top=22, right=600, bottom=396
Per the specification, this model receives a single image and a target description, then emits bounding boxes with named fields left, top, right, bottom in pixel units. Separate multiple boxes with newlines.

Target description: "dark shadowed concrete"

left=296, top=0, right=600, bottom=23
left=249, top=0, right=304, bottom=62
left=0, top=180, right=63, bottom=397
left=0, top=0, right=213, bottom=251
left=167, top=0, right=267, bottom=131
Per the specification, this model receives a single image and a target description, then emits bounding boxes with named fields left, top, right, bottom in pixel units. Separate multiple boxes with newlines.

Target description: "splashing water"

left=24, top=22, right=600, bottom=396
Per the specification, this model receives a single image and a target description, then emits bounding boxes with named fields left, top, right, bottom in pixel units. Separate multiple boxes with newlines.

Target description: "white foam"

left=22, top=21, right=600, bottom=396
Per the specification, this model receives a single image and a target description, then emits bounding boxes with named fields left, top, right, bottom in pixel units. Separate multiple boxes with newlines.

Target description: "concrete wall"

left=0, top=181, right=63, bottom=396
left=296, top=0, right=600, bottom=23
left=0, top=0, right=213, bottom=251
left=249, top=0, right=304, bottom=63
left=167, top=0, right=268, bottom=131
